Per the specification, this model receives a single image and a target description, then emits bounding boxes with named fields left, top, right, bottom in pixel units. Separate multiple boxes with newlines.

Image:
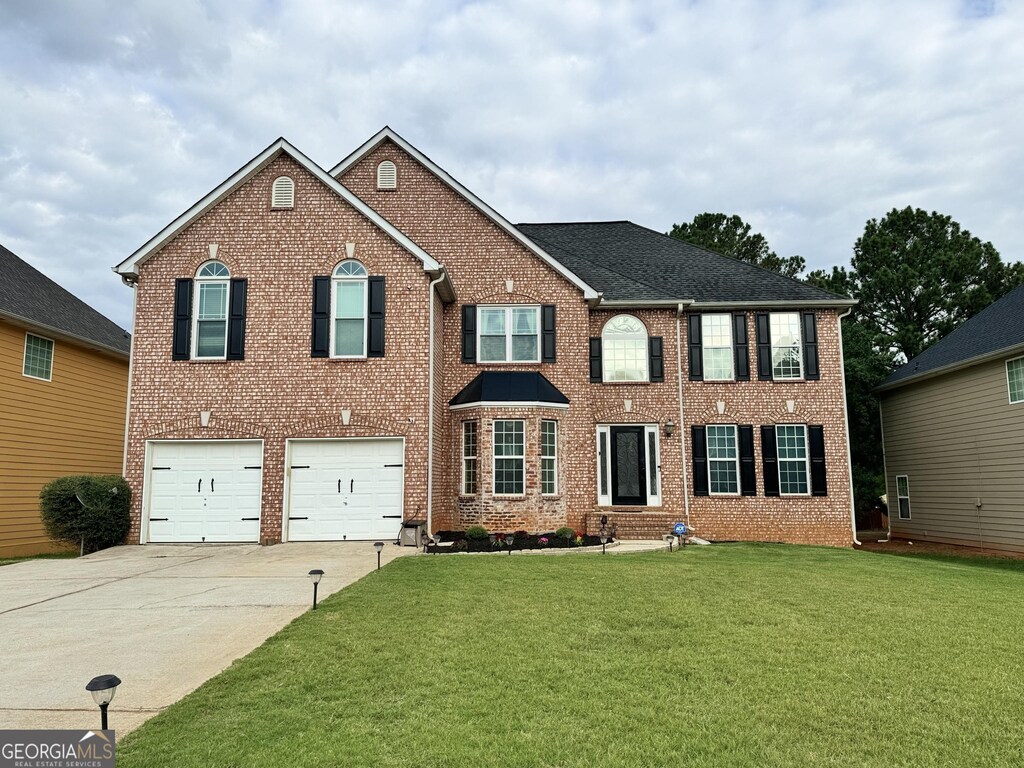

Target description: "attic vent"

left=377, top=161, right=397, bottom=190
left=271, top=176, right=295, bottom=209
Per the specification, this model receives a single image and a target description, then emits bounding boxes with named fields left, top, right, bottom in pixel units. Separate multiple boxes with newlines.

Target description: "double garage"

left=144, top=438, right=406, bottom=543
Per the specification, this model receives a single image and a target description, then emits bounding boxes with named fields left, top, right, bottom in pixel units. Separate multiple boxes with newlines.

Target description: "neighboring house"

left=114, top=127, right=856, bottom=547
left=878, top=284, right=1024, bottom=553
left=0, top=245, right=131, bottom=557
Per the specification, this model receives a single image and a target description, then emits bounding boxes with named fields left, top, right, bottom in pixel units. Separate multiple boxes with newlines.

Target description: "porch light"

left=664, top=420, right=676, bottom=438
left=373, top=541, right=384, bottom=570
left=86, top=674, right=121, bottom=730
left=308, top=569, right=324, bottom=609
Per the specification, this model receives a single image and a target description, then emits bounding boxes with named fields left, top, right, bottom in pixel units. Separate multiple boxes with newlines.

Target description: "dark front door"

left=611, top=426, right=647, bottom=505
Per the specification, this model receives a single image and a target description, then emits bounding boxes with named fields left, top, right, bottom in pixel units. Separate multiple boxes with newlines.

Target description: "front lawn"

left=119, top=545, right=1024, bottom=767
left=0, top=551, right=77, bottom=567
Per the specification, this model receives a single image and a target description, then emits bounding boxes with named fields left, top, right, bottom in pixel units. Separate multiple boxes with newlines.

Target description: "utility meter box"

left=399, top=519, right=426, bottom=547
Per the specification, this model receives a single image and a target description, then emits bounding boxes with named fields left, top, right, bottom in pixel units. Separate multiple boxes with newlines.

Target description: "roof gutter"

left=689, top=299, right=858, bottom=310
left=876, top=341, right=1024, bottom=393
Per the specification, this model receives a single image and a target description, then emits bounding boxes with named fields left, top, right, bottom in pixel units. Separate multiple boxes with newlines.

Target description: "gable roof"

left=517, top=221, right=855, bottom=308
left=0, top=244, right=130, bottom=356
left=114, top=137, right=444, bottom=281
left=878, top=282, right=1024, bottom=391
left=330, top=127, right=600, bottom=301
left=449, top=371, right=569, bottom=409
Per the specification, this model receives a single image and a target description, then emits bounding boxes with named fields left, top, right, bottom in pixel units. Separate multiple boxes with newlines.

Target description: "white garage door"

left=147, top=441, right=263, bottom=543
left=286, top=439, right=404, bottom=541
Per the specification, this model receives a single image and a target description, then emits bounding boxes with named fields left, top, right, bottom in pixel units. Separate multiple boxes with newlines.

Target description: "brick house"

left=114, top=128, right=857, bottom=546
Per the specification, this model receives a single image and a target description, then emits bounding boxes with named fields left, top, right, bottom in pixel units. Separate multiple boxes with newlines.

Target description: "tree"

left=669, top=213, right=806, bottom=278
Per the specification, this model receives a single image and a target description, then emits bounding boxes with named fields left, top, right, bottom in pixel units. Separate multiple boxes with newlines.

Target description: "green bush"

left=555, top=526, right=576, bottom=541
left=40, top=475, right=131, bottom=554
left=464, top=525, right=489, bottom=541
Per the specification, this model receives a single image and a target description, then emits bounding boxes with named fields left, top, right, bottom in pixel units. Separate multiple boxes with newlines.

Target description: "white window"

left=332, top=260, right=368, bottom=358
left=896, top=475, right=911, bottom=520
left=377, top=160, right=397, bottom=190
left=271, top=176, right=294, bottom=208
left=541, top=420, right=558, bottom=495
left=493, top=420, right=525, bottom=495
left=193, top=260, right=230, bottom=359
left=23, top=333, right=54, bottom=381
left=707, top=425, right=739, bottom=494
left=1007, top=357, right=1024, bottom=404
left=602, top=314, right=648, bottom=382
left=462, top=421, right=478, bottom=495
left=777, top=424, right=809, bottom=495
left=702, top=314, right=734, bottom=380
left=595, top=424, right=662, bottom=506
left=477, top=306, right=540, bottom=363
left=770, top=313, right=802, bottom=380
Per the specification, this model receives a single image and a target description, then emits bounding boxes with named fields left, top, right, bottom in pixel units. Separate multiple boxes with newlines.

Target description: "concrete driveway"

left=0, top=542, right=412, bottom=734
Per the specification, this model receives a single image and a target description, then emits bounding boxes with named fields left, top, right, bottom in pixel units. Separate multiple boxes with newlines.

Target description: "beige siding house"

left=878, top=284, right=1024, bottom=553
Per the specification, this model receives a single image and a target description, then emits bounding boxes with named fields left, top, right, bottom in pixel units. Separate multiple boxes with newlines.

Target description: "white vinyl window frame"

left=706, top=424, right=740, bottom=496
left=602, top=314, right=649, bottom=382
left=541, top=419, right=558, bottom=496
left=702, top=314, right=734, bottom=381
left=776, top=424, right=810, bottom=496
left=492, top=419, right=526, bottom=496
left=1007, top=356, right=1024, bottom=404
left=476, top=305, right=541, bottom=364
left=22, top=332, right=54, bottom=381
left=192, top=260, right=230, bottom=361
left=331, top=260, right=368, bottom=359
left=461, top=421, right=478, bottom=496
left=595, top=424, right=662, bottom=507
left=896, top=475, right=911, bottom=520
left=770, top=312, right=803, bottom=381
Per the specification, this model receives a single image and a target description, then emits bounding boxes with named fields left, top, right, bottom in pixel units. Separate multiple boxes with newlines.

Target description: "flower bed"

left=431, top=528, right=613, bottom=553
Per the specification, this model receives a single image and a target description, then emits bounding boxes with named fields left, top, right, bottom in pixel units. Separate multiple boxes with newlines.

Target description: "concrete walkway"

left=0, top=542, right=411, bottom=734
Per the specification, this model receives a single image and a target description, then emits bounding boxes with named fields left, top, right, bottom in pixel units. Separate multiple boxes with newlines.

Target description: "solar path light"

left=374, top=541, right=384, bottom=570
left=86, top=674, right=121, bottom=730
left=308, top=569, right=324, bottom=609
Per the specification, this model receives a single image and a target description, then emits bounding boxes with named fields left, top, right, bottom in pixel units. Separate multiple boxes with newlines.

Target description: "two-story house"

left=115, top=128, right=856, bottom=546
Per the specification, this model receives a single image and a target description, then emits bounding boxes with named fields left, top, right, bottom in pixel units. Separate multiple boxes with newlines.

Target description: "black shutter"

left=367, top=276, right=385, bottom=358
left=734, top=313, right=750, bottom=381
left=809, top=425, right=827, bottom=496
left=541, top=305, right=556, bottom=363
left=756, top=313, right=772, bottom=380
left=461, top=305, right=476, bottom=363
left=589, top=337, right=602, bottom=383
left=739, top=425, right=756, bottom=496
left=226, top=278, right=247, bottom=361
left=172, top=278, right=192, bottom=361
left=761, top=425, right=779, bottom=497
left=311, top=277, right=330, bottom=358
left=687, top=314, right=703, bottom=381
left=649, top=336, right=664, bottom=382
left=802, top=312, right=820, bottom=381
left=692, top=425, right=709, bottom=496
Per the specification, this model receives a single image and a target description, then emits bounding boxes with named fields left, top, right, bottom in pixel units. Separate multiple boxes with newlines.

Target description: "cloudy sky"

left=1, top=0, right=1021, bottom=329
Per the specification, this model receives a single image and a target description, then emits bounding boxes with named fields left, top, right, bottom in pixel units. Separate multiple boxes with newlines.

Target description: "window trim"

left=702, top=314, right=734, bottom=381
left=330, top=260, right=368, bottom=359
left=776, top=423, right=810, bottom=496
left=476, top=305, right=541, bottom=364
left=1007, top=355, right=1024, bottom=405
left=541, top=419, right=558, bottom=496
left=22, top=332, right=54, bottom=381
left=770, top=312, right=803, bottom=381
left=595, top=423, right=661, bottom=507
left=706, top=424, right=741, bottom=496
left=461, top=421, right=478, bottom=496
left=896, top=474, right=911, bottom=520
left=601, top=314, right=650, bottom=383
left=191, top=260, right=230, bottom=361
left=492, top=419, right=526, bottom=496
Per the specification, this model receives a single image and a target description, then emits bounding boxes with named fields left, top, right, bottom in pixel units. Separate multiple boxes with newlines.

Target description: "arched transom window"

left=194, top=260, right=230, bottom=359
left=602, top=314, right=648, bottom=382
left=332, top=260, right=368, bottom=357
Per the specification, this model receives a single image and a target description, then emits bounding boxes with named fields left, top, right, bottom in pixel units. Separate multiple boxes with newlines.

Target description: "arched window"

left=602, top=314, right=648, bottom=382
left=271, top=176, right=294, bottom=208
left=376, top=160, right=397, bottom=190
left=194, top=260, right=230, bottom=359
left=332, top=260, right=368, bottom=357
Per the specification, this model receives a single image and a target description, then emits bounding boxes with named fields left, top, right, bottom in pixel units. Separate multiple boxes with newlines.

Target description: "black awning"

left=449, top=372, right=570, bottom=407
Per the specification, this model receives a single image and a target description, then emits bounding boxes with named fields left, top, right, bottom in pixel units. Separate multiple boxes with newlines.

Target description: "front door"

left=610, top=426, right=647, bottom=505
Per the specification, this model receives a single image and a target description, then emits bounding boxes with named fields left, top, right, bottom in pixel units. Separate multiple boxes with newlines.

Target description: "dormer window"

left=377, top=161, right=397, bottom=190
left=271, top=176, right=294, bottom=209
left=193, top=260, right=230, bottom=359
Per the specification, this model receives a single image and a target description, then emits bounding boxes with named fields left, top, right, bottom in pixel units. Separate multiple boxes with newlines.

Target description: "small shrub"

left=40, top=475, right=131, bottom=554
left=464, top=525, right=489, bottom=541
left=555, top=526, right=575, bottom=541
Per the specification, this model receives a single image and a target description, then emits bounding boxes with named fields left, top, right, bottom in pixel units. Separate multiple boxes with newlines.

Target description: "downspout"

left=676, top=303, right=690, bottom=528
left=837, top=306, right=860, bottom=545
left=876, top=399, right=891, bottom=542
left=120, top=275, right=138, bottom=475
left=426, top=269, right=447, bottom=535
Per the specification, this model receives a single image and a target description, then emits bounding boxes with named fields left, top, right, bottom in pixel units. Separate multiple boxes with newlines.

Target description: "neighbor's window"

left=493, top=420, right=525, bottom=494
left=707, top=424, right=739, bottom=494
left=541, top=420, right=558, bottom=495
left=776, top=424, right=809, bottom=495
left=602, top=314, right=648, bottom=382
left=702, top=314, right=734, bottom=380
left=193, top=260, right=230, bottom=359
left=23, top=333, right=54, bottom=380
left=1008, top=357, right=1024, bottom=404
left=462, top=421, right=478, bottom=495
left=332, top=260, right=368, bottom=357
left=477, top=306, right=539, bottom=363
left=896, top=475, right=911, bottom=520
left=770, top=312, right=802, bottom=380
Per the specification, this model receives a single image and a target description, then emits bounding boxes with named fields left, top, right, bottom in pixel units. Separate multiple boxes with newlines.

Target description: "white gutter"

left=425, top=269, right=448, bottom=535
left=837, top=306, right=860, bottom=546
left=676, top=303, right=691, bottom=528
left=121, top=278, right=138, bottom=475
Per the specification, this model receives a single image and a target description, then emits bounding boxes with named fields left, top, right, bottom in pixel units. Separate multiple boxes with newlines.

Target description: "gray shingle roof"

left=880, top=282, right=1024, bottom=389
left=516, top=221, right=851, bottom=305
left=0, top=244, right=130, bottom=356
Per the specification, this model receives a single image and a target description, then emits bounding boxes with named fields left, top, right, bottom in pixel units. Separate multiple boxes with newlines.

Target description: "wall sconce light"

left=200, top=411, right=211, bottom=428
left=664, top=420, right=675, bottom=438
left=341, top=409, right=352, bottom=426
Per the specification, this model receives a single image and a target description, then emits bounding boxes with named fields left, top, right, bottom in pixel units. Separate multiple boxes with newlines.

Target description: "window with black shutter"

left=687, top=314, right=703, bottom=381
left=541, top=304, right=556, bottom=363
left=226, top=278, right=247, bottom=360
left=172, top=278, right=193, bottom=360
left=367, top=276, right=385, bottom=357
left=739, top=424, right=756, bottom=495
left=760, top=425, right=779, bottom=496
left=691, top=425, right=709, bottom=496
left=802, top=312, right=820, bottom=381
left=589, top=337, right=602, bottom=383
left=649, top=336, right=664, bottom=382
left=461, top=305, right=477, bottom=363
left=311, top=276, right=330, bottom=358
left=733, top=313, right=750, bottom=381
left=808, top=424, right=827, bottom=495
left=756, top=313, right=772, bottom=380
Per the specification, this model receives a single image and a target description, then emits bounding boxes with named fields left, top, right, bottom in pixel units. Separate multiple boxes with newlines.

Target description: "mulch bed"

left=856, top=536, right=1024, bottom=561
left=429, top=530, right=611, bottom=553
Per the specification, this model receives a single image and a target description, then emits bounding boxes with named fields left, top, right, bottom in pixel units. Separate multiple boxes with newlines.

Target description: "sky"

left=1, top=0, right=1021, bottom=330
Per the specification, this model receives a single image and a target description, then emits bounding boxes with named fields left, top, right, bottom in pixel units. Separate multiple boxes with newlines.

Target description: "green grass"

left=0, top=551, right=77, bottom=567
left=118, top=545, right=1024, bottom=767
